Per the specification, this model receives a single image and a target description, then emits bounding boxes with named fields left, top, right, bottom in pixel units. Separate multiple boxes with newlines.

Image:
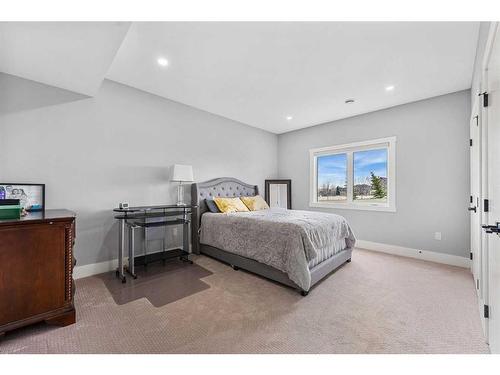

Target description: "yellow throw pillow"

left=240, top=195, right=270, bottom=211
left=213, top=197, right=250, bottom=213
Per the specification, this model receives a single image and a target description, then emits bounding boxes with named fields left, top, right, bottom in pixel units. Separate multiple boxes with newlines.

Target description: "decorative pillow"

left=205, top=199, right=221, bottom=213
left=213, top=197, right=250, bottom=213
left=240, top=195, right=270, bottom=211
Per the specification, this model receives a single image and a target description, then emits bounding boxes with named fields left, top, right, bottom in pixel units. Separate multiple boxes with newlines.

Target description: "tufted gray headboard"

left=190, top=177, right=259, bottom=254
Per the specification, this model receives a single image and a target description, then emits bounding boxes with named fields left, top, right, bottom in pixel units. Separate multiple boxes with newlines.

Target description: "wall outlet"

left=434, top=232, right=442, bottom=241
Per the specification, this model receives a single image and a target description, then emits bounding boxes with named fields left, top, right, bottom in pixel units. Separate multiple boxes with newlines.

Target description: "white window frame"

left=309, top=136, right=396, bottom=212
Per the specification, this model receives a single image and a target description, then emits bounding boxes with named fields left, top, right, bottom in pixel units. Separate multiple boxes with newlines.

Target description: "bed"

left=191, top=177, right=355, bottom=295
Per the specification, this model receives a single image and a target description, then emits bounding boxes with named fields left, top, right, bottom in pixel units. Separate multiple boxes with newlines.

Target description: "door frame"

left=470, top=98, right=481, bottom=290
left=478, top=21, right=499, bottom=344
left=470, top=92, right=489, bottom=340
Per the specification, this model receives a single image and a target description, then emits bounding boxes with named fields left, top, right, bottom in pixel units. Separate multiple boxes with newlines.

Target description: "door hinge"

left=475, top=115, right=479, bottom=126
left=484, top=304, right=489, bottom=319
left=470, top=252, right=473, bottom=260
left=470, top=139, right=473, bottom=147
left=479, top=92, right=489, bottom=107
left=484, top=199, right=489, bottom=212
left=470, top=195, right=473, bottom=204
left=477, top=279, right=480, bottom=290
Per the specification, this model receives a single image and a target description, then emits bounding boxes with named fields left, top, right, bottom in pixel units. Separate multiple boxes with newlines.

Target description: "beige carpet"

left=0, top=248, right=489, bottom=354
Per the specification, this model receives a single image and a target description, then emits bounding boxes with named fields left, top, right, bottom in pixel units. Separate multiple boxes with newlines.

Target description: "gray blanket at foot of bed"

left=200, top=209, right=356, bottom=291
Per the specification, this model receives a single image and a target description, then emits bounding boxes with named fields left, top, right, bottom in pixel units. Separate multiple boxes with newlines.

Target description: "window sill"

left=309, top=201, right=396, bottom=212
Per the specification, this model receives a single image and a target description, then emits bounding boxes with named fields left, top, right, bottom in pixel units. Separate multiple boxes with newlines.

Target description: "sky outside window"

left=317, top=153, right=347, bottom=188
left=353, top=148, right=388, bottom=185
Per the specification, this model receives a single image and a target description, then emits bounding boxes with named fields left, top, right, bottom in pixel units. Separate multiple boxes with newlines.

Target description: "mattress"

left=200, top=208, right=356, bottom=291
left=308, top=237, right=348, bottom=269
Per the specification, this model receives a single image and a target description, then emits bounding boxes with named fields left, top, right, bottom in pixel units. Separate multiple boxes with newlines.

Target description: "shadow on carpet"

left=96, top=260, right=213, bottom=307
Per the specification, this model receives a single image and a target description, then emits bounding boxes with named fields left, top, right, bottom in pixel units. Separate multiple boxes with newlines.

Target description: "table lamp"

left=172, top=164, right=194, bottom=206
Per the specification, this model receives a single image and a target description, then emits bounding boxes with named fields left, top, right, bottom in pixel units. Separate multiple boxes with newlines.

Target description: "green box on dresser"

left=0, top=209, right=77, bottom=337
left=0, top=205, right=22, bottom=220
left=0, top=198, right=22, bottom=220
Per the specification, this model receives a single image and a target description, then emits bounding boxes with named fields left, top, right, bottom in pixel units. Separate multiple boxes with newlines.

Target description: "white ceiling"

left=1, top=22, right=479, bottom=133
left=107, top=22, right=479, bottom=133
left=0, top=22, right=130, bottom=96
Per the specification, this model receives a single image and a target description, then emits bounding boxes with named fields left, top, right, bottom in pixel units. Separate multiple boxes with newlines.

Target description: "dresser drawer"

left=0, top=223, right=66, bottom=325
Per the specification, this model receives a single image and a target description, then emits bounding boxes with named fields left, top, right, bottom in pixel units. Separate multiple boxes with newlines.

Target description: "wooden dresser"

left=0, top=209, right=76, bottom=336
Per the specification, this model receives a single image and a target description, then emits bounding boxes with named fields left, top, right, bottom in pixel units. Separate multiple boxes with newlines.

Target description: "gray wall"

left=0, top=72, right=472, bottom=263
left=278, top=90, right=471, bottom=257
left=0, top=75, right=278, bottom=266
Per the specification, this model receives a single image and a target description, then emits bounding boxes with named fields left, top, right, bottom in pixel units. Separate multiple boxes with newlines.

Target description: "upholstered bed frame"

left=191, top=177, right=352, bottom=295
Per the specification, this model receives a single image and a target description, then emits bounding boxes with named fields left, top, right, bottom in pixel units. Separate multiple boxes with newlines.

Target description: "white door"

left=471, top=95, right=489, bottom=338
left=484, top=23, right=500, bottom=353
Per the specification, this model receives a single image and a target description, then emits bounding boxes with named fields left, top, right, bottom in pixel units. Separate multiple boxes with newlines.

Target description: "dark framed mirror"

left=265, top=179, right=291, bottom=209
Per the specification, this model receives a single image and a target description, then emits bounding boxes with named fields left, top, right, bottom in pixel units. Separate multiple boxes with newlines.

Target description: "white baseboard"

left=355, top=240, right=471, bottom=268
left=73, top=258, right=119, bottom=279
left=74, top=241, right=469, bottom=279
left=73, top=246, right=186, bottom=279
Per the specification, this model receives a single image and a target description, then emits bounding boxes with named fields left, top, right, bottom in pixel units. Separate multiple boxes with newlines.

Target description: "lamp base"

left=176, top=183, right=186, bottom=206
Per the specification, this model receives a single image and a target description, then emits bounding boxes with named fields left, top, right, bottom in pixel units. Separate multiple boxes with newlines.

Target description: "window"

left=317, top=153, right=347, bottom=202
left=353, top=148, right=388, bottom=204
left=310, top=137, right=396, bottom=211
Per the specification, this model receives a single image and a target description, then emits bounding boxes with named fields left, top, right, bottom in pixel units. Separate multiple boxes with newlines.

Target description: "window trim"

left=309, top=136, right=396, bottom=212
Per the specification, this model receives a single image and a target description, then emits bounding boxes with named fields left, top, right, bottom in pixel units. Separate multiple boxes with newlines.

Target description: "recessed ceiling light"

left=385, top=85, right=395, bottom=91
left=345, top=99, right=355, bottom=104
left=157, top=57, right=169, bottom=67
left=286, top=116, right=293, bottom=121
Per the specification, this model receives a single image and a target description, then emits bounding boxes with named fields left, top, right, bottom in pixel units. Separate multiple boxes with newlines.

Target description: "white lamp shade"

left=172, top=164, right=194, bottom=182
